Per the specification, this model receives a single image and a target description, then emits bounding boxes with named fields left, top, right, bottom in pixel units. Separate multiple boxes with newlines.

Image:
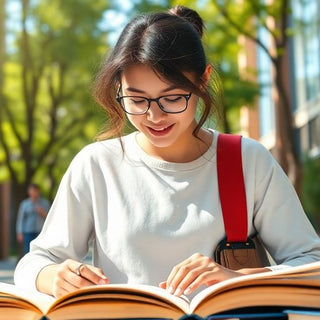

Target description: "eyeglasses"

left=116, top=87, right=192, bottom=115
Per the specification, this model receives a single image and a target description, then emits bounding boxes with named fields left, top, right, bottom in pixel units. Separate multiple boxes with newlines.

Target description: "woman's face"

left=119, top=64, right=200, bottom=160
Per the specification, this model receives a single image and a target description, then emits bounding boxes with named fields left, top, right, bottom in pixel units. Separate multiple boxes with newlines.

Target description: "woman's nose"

left=146, top=101, right=167, bottom=122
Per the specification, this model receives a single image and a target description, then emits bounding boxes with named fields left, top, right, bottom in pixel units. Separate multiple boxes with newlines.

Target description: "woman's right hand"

left=36, top=259, right=109, bottom=298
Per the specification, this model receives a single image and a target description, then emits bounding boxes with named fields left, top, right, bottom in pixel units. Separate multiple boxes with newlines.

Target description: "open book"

left=1, top=261, right=320, bottom=320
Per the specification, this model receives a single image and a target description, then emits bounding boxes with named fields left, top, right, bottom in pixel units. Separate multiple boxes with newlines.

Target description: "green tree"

left=0, top=0, right=6, bottom=135
left=212, top=0, right=302, bottom=193
left=130, top=0, right=169, bottom=13
left=169, top=0, right=259, bottom=132
left=0, top=0, right=110, bottom=212
left=302, top=157, right=320, bottom=231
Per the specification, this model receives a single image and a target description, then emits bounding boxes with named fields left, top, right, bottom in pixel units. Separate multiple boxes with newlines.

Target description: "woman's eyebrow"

left=124, top=85, right=181, bottom=94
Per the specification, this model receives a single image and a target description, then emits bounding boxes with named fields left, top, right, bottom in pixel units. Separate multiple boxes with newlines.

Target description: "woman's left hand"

left=159, top=253, right=244, bottom=296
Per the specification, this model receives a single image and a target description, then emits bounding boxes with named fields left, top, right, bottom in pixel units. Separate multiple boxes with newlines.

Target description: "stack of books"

left=1, top=261, right=320, bottom=320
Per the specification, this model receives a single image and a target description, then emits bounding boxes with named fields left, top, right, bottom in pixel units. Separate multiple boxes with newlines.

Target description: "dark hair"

left=28, top=183, right=40, bottom=189
left=168, top=5, right=204, bottom=38
left=93, top=6, right=220, bottom=140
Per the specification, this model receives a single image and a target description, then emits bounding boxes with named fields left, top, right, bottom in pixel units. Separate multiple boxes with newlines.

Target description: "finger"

left=59, top=273, right=80, bottom=291
left=184, top=266, right=242, bottom=295
left=53, top=286, right=71, bottom=298
left=53, top=269, right=80, bottom=297
left=71, top=263, right=108, bottom=285
left=88, top=265, right=109, bottom=283
left=166, top=260, right=199, bottom=296
left=182, top=270, right=217, bottom=295
left=166, top=254, right=215, bottom=296
left=173, top=265, right=209, bottom=296
left=55, top=265, right=100, bottom=296
left=166, top=256, right=195, bottom=293
left=165, top=266, right=180, bottom=294
left=86, top=265, right=109, bottom=285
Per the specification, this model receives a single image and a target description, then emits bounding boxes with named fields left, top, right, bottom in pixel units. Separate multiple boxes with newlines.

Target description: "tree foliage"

left=302, top=156, right=320, bottom=230
left=0, top=0, right=110, bottom=206
left=212, top=0, right=302, bottom=193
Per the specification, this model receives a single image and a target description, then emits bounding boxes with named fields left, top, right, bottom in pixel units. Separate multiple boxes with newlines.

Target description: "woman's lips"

left=147, top=124, right=174, bottom=136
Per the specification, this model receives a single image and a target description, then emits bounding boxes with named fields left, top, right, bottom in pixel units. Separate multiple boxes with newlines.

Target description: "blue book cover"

left=283, top=309, right=320, bottom=319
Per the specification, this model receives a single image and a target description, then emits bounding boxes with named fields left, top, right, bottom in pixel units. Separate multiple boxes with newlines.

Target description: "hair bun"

left=169, top=5, right=204, bottom=38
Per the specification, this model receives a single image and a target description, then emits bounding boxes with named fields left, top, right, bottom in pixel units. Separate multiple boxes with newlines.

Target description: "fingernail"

left=99, top=278, right=108, bottom=285
left=174, top=287, right=183, bottom=296
left=184, top=287, right=191, bottom=295
left=167, top=286, right=174, bottom=294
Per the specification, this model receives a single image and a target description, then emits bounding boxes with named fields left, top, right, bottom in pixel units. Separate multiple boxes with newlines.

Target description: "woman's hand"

left=16, top=233, right=23, bottom=243
left=159, top=253, right=268, bottom=297
left=36, top=259, right=109, bottom=298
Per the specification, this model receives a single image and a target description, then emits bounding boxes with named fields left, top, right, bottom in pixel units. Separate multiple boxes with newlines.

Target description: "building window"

left=293, top=0, right=320, bottom=107
left=309, top=115, right=320, bottom=157
left=257, top=25, right=275, bottom=138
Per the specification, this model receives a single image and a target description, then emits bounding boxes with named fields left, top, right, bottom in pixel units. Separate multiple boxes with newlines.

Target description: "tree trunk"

left=0, top=0, right=8, bottom=260
left=273, top=55, right=303, bottom=194
left=10, top=179, right=28, bottom=259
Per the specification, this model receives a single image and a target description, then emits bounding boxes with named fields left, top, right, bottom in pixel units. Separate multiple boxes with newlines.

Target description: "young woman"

left=14, top=6, right=320, bottom=299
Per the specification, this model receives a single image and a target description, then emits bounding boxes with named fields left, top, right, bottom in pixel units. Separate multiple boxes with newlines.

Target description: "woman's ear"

left=201, top=64, right=212, bottom=87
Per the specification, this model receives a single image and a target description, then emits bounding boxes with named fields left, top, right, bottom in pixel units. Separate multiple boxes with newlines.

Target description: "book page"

left=48, top=283, right=191, bottom=314
left=0, top=282, right=55, bottom=313
left=49, top=261, right=320, bottom=315
left=189, top=261, right=320, bottom=312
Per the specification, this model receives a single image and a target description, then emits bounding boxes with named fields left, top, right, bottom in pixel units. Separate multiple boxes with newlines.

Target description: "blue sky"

left=103, top=0, right=133, bottom=44
left=5, top=0, right=134, bottom=48
left=5, top=0, right=172, bottom=47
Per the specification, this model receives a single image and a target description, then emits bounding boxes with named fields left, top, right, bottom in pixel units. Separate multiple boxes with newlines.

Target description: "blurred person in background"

left=16, top=183, right=50, bottom=255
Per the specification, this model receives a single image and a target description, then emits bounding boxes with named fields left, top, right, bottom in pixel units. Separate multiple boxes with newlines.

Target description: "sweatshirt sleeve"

left=16, top=201, right=26, bottom=234
left=242, top=138, right=320, bottom=268
left=14, top=148, right=95, bottom=292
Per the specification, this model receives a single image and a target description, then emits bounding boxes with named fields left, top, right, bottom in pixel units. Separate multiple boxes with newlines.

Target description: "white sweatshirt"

left=14, top=131, right=320, bottom=292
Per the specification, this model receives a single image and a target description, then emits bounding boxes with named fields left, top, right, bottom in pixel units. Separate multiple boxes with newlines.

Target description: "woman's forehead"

left=121, top=65, right=175, bottom=90
left=120, top=64, right=197, bottom=91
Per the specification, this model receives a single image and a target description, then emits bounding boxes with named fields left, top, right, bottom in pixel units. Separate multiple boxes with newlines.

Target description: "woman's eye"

left=129, top=98, right=146, bottom=104
left=164, top=96, right=182, bottom=103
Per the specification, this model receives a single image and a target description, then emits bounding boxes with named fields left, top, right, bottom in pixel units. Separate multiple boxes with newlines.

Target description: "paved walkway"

left=0, top=256, right=17, bottom=284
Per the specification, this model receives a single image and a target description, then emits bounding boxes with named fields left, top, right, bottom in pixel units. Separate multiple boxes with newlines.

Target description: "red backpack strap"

left=217, top=133, right=248, bottom=242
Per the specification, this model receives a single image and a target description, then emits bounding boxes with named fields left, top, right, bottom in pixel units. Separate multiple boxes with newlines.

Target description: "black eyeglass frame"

left=116, top=87, right=193, bottom=115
